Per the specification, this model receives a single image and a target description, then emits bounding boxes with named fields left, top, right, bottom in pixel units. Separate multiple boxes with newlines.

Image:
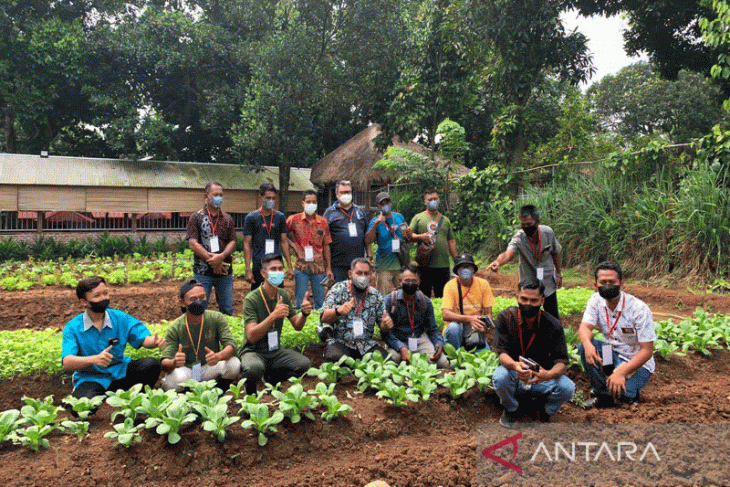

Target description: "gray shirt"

left=507, top=224, right=562, bottom=296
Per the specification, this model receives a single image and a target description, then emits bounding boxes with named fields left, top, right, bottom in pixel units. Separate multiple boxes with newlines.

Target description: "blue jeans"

left=332, top=266, right=350, bottom=283
left=294, top=269, right=325, bottom=309
left=444, top=322, right=490, bottom=351
left=579, top=338, right=652, bottom=401
left=193, top=273, right=233, bottom=316
left=493, top=365, right=575, bottom=416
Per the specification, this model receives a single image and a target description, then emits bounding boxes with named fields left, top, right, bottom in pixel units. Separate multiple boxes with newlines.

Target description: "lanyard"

left=207, top=208, right=220, bottom=236
left=259, top=286, right=278, bottom=316
left=184, top=315, right=206, bottom=359
left=604, top=295, right=626, bottom=337
left=405, top=299, right=416, bottom=334
left=339, top=206, right=354, bottom=223
left=259, top=209, right=275, bottom=237
left=517, top=308, right=540, bottom=356
left=527, top=229, right=542, bottom=261
left=348, top=281, right=365, bottom=317
left=457, top=279, right=473, bottom=302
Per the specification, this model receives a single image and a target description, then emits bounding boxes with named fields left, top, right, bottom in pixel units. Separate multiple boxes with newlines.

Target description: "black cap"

left=453, top=254, right=478, bottom=274
left=179, top=278, right=204, bottom=299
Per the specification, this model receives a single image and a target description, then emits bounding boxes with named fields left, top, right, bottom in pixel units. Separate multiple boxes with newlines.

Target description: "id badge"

left=353, top=318, right=364, bottom=337
left=408, top=337, right=418, bottom=352
left=192, top=363, right=202, bottom=382
left=268, top=331, right=279, bottom=351
left=209, top=236, right=220, bottom=253
left=391, top=239, right=400, bottom=252
left=265, top=239, right=275, bottom=255
left=304, top=245, right=314, bottom=262
left=536, top=267, right=544, bottom=280
left=602, top=344, right=614, bottom=366
left=348, top=222, right=358, bottom=237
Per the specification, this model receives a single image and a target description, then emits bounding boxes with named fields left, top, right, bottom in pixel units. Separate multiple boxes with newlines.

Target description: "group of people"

left=61, top=180, right=656, bottom=429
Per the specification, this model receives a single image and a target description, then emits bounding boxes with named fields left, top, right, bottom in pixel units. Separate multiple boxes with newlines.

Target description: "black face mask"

left=523, top=225, right=538, bottom=237
left=402, top=283, right=419, bottom=295
left=186, top=300, right=208, bottom=316
left=519, top=303, right=540, bottom=318
left=89, top=299, right=110, bottom=313
left=598, top=285, right=620, bottom=300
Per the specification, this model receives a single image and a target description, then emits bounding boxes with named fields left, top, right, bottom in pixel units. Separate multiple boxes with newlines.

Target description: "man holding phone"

left=492, top=280, right=574, bottom=428
left=61, top=276, right=166, bottom=404
left=365, top=192, right=408, bottom=294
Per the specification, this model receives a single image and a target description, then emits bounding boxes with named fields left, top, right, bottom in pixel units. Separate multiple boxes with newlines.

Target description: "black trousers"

left=72, top=358, right=161, bottom=400
left=417, top=266, right=451, bottom=298
left=543, top=292, right=560, bottom=321
left=323, top=341, right=388, bottom=362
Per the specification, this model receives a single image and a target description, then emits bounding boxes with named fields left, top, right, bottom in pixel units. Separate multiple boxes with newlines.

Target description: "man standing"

left=61, top=277, right=165, bottom=402
left=243, top=183, right=293, bottom=290
left=186, top=181, right=237, bottom=315
left=403, top=189, right=457, bottom=298
left=492, top=281, right=574, bottom=428
left=160, top=279, right=240, bottom=391
left=382, top=264, right=449, bottom=368
left=320, top=257, right=393, bottom=361
left=286, top=189, right=333, bottom=309
left=322, top=180, right=370, bottom=283
left=579, top=262, right=655, bottom=407
left=365, top=191, right=407, bottom=294
left=442, top=254, right=495, bottom=351
left=240, top=253, right=313, bottom=395
left=488, top=204, right=563, bottom=319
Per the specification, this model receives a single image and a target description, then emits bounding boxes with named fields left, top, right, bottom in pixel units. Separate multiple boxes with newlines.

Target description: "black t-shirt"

left=243, top=209, right=287, bottom=270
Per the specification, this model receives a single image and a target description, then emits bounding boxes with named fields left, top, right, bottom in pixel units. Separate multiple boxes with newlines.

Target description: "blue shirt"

left=243, top=209, right=288, bottom=269
left=382, top=290, right=444, bottom=352
left=61, top=309, right=151, bottom=389
left=367, top=212, right=406, bottom=271
left=322, top=202, right=368, bottom=268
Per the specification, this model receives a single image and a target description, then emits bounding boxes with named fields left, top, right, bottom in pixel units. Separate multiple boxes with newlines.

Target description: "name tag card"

left=353, top=318, right=364, bottom=338
left=391, top=239, right=400, bottom=252
left=304, top=245, right=314, bottom=261
left=536, top=267, right=544, bottom=280
left=602, top=344, right=614, bottom=366
left=209, top=236, right=220, bottom=253
left=265, top=239, right=275, bottom=255
left=408, top=337, right=418, bottom=352
left=348, top=222, right=358, bottom=237
left=192, top=363, right=202, bottom=382
left=268, top=331, right=279, bottom=351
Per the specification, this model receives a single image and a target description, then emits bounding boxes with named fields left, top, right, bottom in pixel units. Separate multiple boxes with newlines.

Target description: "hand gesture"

left=173, top=344, right=186, bottom=368
left=301, top=290, right=314, bottom=316
left=272, top=294, right=289, bottom=320
left=467, top=315, right=487, bottom=333
left=430, top=345, right=443, bottom=363
left=399, top=347, right=410, bottom=363
left=151, top=332, right=166, bottom=350
left=325, top=270, right=335, bottom=284
left=94, top=345, right=113, bottom=368
left=207, top=253, right=225, bottom=266
left=527, top=367, right=549, bottom=384
left=244, top=270, right=255, bottom=284
left=337, top=298, right=355, bottom=316
left=376, top=212, right=387, bottom=226
left=514, top=360, right=532, bottom=382
left=204, top=347, right=220, bottom=367
left=380, top=311, right=394, bottom=331
left=286, top=268, right=294, bottom=280
left=488, top=260, right=500, bottom=273
left=583, top=342, right=603, bottom=368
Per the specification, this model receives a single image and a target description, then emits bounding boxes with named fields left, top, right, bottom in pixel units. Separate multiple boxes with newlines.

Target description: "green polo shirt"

left=241, top=287, right=297, bottom=352
left=161, top=310, right=237, bottom=367
left=409, top=211, right=455, bottom=268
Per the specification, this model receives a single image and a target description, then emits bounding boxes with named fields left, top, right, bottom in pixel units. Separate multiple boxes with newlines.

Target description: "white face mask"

left=339, top=193, right=352, bottom=206
left=304, top=203, right=317, bottom=215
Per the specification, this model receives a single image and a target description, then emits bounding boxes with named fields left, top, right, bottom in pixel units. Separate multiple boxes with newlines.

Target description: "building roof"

left=0, top=153, right=314, bottom=191
left=310, top=124, right=469, bottom=190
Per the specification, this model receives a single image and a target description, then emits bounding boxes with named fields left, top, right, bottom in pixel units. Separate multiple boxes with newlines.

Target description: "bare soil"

left=1, top=271, right=729, bottom=486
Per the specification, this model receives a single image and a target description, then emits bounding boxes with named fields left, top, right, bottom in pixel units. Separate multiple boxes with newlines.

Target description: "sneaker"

left=499, top=410, right=519, bottom=429
left=584, top=394, right=616, bottom=408
left=537, top=408, right=551, bottom=423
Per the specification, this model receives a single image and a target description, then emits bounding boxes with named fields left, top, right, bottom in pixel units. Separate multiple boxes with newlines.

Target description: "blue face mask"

left=427, top=200, right=439, bottom=211
left=458, top=268, right=474, bottom=280
left=209, top=196, right=223, bottom=208
left=267, top=271, right=285, bottom=287
left=380, top=205, right=391, bottom=214
left=263, top=199, right=275, bottom=210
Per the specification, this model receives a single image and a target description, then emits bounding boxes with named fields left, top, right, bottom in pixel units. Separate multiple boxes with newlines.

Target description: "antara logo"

left=482, top=432, right=523, bottom=474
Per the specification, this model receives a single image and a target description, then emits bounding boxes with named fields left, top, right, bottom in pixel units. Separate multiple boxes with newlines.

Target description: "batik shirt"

left=186, top=207, right=236, bottom=276
left=320, top=280, right=384, bottom=354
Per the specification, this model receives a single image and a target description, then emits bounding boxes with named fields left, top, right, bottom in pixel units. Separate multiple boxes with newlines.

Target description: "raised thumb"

left=178, top=344, right=183, bottom=353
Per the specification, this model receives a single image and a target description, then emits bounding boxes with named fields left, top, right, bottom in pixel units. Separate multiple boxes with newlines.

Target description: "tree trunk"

left=279, top=162, right=291, bottom=214
left=4, top=111, right=16, bottom=153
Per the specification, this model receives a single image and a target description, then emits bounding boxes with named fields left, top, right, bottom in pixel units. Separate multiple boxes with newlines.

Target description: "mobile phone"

left=108, top=337, right=119, bottom=347
left=399, top=222, right=408, bottom=230
left=519, top=356, right=539, bottom=372
left=320, top=276, right=334, bottom=288
left=479, top=316, right=494, bottom=329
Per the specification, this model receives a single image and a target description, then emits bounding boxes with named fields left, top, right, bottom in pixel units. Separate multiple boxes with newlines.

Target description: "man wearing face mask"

left=243, top=183, right=294, bottom=290
left=488, top=204, right=563, bottom=319
left=240, top=253, right=313, bottom=395
left=441, top=254, right=495, bottom=351
left=579, top=262, right=655, bottom=408
left=365, top=192, right=408, bottom=294
left=61, top=276, right=166, bottom=404
left=159, top=279, right=240, bottom=392
left=286, top=189, right=333, bottom=310
left=382, top=264, right=449, bottom=368
left=187, top=181, right=237, bottom=315
left=320, top=257, right=394, bottom=362
left=323, top=180, right=370, bottom=283
left=492, top=280, right=574, bottom=428
left=402, top=189, right=458, bottom=298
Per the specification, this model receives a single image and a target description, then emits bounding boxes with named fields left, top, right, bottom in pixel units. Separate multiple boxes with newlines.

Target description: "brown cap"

left=375, top=192, right=391, bottom=204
